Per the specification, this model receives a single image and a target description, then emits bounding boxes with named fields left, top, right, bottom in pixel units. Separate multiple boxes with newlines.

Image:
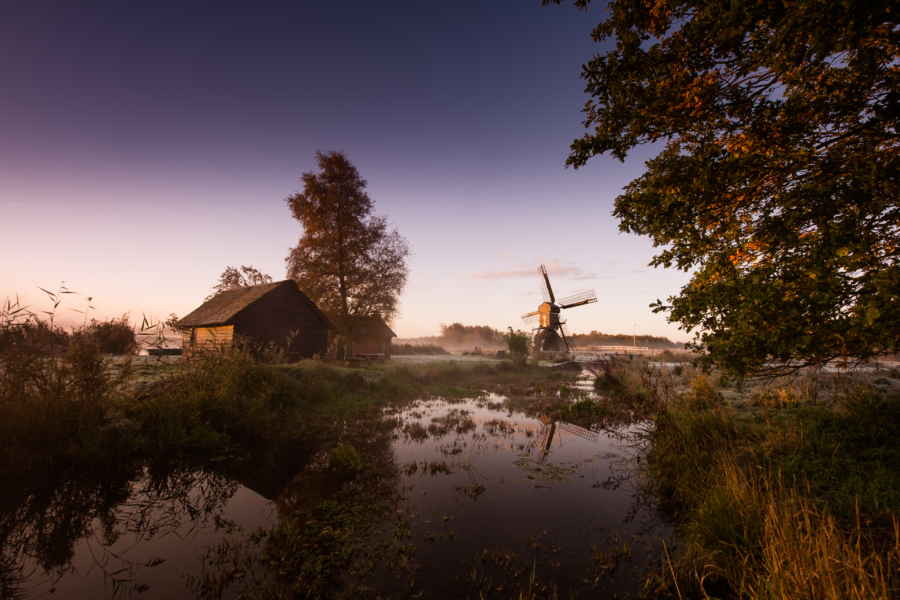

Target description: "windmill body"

left=521, top=265, right=597, bottom=354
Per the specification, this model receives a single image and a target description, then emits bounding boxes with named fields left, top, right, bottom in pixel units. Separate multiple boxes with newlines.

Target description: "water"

left=1, top=383, right=671, bottom=598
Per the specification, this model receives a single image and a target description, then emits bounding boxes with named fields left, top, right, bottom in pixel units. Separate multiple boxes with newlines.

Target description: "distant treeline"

left=396, top=323, right=505, bottom=350
left=440, top=323, right=504, bottom=346
left=395, top=323, right=682, bottom=351
left=392, top=343, right=449, bottom=356
left=570, top=331, right=682, bottom=350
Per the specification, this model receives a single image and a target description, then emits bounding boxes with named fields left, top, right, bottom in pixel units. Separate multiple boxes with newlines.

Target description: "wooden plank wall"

left=182, top=326, right=234, bottom=358
left=231, top=284, right=330, bottom=359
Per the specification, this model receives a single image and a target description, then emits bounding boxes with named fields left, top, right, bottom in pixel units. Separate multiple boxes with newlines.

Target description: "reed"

left=617, top=352, right=900, bottom=598
left=0, top=294, right=134, bottom=471
left=676, top=457, right=900, bottom=599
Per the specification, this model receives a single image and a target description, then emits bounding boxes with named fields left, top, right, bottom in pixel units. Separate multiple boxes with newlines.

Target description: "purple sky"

left=1, top=1, right=692, bottom=341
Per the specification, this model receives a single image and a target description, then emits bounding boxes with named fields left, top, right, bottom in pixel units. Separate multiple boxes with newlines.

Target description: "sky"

left=0, top=1, right=693, bottom=342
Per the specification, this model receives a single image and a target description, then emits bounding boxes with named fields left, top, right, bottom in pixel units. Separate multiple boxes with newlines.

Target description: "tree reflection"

left=0, top=462, right=238, bottom=599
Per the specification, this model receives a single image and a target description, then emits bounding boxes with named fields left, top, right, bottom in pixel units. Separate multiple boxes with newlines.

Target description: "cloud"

left=496, top=251, right=517, bottom=262
left=5, top=203, right=31, bottom=207
left=469, top=260, right=598, bottom=281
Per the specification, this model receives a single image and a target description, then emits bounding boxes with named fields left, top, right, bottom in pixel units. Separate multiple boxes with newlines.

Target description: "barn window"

left=378, top=342, right=385, bottom=355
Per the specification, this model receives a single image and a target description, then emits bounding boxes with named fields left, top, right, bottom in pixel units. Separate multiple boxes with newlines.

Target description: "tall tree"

left=548, top=0, right=900, bottom=376
left=285, top=151, right=410, bottom=331
left=206, top=265, right=273, bottom=301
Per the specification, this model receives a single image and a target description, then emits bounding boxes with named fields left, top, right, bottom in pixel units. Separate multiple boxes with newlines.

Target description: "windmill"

left=521, top=265, right=597, bottom=353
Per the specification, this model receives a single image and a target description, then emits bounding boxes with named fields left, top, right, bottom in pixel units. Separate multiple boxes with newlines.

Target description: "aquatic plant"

left=329, top=444, right=362, bottom=473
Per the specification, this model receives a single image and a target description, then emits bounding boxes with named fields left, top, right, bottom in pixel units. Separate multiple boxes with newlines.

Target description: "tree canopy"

left=285, top=151, right=410, bottom=331
left=439, top=323, right=504, bottom=346
left=206, top=266, right=273, bottom=301
left=549, top=0, right=900, bottom=376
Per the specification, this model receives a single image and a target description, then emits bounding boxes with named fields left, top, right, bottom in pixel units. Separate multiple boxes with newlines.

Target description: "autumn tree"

left=285, top=151, right=410, bottom=332
left=549, top=0, right=900, bottom=376
left=206, top=265, right=273, bottom=301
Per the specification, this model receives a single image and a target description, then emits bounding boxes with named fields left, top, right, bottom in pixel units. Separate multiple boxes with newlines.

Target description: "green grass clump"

left=641, top=377, right=900, bottom=599
left=556, top=399, right=609, bottom=426
left=593, top=357, right=654, bottom=401
left=329, top=444, right=362, bottom=473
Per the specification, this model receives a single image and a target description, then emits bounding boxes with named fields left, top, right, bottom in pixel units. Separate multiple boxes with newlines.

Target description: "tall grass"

left=0, top=296, right=134, bottom=471
left=612, top=355, right=900, bottom=599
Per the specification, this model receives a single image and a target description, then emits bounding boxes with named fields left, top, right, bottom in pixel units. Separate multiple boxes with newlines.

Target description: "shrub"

left=0, top=319, right=69, bottom=354
left=503, top=327, right=531, bottom=360
left=85, top=314, right=138, bottom=354
left=0, top=313, right=132, bottom=471
left=329, top=444, right=362, bottom=473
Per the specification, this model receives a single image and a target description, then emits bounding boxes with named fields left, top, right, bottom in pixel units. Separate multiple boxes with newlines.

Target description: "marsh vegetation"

left=1, top=306, right=669, bottom=598
left=591, top=356, right=900, bottom=599
left=4, top=297, right=899, bottom=599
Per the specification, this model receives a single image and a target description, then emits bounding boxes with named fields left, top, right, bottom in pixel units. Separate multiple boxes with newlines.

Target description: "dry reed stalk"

left=686, top=459, right=900, bottom=599
left=753, top=494, right=900, bottom=600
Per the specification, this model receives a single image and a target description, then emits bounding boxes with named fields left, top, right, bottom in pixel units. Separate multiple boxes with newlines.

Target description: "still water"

left=1, top=380, right=671, bottom=598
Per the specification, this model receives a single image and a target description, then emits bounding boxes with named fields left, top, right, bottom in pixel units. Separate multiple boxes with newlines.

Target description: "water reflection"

left=1, top=382, right=672, bottom=599
left=0, top=461, right=275, bottom=599
left=385, top=393, right=670, bottom=598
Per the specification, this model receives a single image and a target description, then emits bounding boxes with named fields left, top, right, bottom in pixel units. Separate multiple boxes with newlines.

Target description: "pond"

left=1, top=376, right=672, bottom=599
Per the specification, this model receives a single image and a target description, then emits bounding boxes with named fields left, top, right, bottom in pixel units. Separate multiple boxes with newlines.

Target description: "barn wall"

left=231, top=285, right=329, bottom=359
left=350, top=336, right=392, bottom=359
left=182, top=326, right=234, bottom=358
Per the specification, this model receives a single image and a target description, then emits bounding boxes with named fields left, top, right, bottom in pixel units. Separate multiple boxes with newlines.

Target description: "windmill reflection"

left=537, top=414, right=602, bottom=463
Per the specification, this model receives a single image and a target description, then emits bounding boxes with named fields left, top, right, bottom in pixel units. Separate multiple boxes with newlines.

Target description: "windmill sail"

left=558, top=290, right=597, bottom=309
left=538, top=265, right=555, bottom=303
left=521, top=311, right=540, bottom=325
left=559, top=321, right=574, bottom=351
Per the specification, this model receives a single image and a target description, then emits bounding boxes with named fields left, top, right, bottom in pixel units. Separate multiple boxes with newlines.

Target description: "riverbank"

left=3, top=344, right=669, bottom=599
left=594, top=357, right=900, bottom=599
left=6, top=336, right=900, bottom=598
left=0, top=346, right=581, bottom=477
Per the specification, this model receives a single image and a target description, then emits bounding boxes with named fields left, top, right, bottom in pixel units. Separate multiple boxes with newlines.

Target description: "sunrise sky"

left=1, top=1, right=693, bottom=342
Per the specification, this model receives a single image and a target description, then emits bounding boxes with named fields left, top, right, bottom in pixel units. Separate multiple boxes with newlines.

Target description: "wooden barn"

left=178, top=280, right=335, bottom=360
left=333, top=315, right=397, bottom=361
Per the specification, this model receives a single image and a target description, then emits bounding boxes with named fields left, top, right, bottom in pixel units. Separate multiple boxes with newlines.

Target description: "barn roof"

left=350, top=315, right=397, bottom=338
left=178, top=280, right=335, bottom=329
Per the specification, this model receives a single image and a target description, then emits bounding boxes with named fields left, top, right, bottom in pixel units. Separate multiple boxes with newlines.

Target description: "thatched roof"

left=178, top=280, right=335, bottom=329
left=350, top=315, right=397, bottom=338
